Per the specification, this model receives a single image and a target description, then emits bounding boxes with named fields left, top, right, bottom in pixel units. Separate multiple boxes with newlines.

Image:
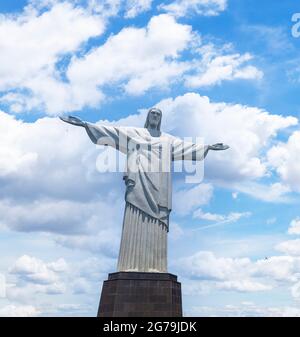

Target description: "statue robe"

left=84, top=122, right=209, bottom=272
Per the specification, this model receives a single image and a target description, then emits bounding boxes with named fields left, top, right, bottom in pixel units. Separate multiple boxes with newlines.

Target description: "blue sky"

left=1, top=0, right=300, bottom=317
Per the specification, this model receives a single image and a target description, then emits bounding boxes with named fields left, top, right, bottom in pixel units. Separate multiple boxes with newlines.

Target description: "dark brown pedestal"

left=97, top=272, right=182, bottom=317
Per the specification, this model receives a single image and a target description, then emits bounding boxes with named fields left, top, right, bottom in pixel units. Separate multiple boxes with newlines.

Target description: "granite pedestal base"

left=97, top=272, right=182, bottom=317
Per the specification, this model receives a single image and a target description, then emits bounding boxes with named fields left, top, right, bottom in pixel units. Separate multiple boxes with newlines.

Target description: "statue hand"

left=209, top=143, right=229, bottom=151
left=59, top=116, right=86, bottom=127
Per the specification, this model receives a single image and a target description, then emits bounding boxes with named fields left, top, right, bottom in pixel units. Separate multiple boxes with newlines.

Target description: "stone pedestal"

left=97, top=272, right=182, bottom=317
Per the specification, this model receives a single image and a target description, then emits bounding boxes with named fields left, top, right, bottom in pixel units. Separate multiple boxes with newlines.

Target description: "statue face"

left=148, top=109, right=161, bottom=129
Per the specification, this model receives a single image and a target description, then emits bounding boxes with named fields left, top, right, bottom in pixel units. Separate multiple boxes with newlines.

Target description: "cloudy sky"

left=1, top=0, right=300, bottom=317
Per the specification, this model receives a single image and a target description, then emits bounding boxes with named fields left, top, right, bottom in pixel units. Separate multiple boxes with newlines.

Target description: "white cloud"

left=276, top=239, right=300, bottom=256
left=10, top=255, right=67, bottom=285
left=0, top=90, right=297, bottom=244
left=66, top=24, right=262, bottom=108
left=0, top=3, right=262, bottom=115
left=176, top=250, right=300, bottom=294
left=125, top=0, right=153, bottom=18
left=173, top=183, right=213, bottom=216
left=0, top=111, right=124, bottom=250
left=160, top=0, right=227, bottom=18
left=5, top=255, right=70, bottom=306
left=75, top=256, right=116, bottom=281
left=0, top=304, right=40, bottom=317
left=228, top=182, right=292, bottom=203
left=177, top=251, right=252, bottom=281
left=192, top=211, right=251, bottom=230
left=67, top=14, right=192, bottom=99
left=188, top=303, right=300, bottom=317
left=157, top=93, right=297, bottom=187
left=193, top=209, right=250, bottom=223
left=5, top=254, right=113, bottom=309
left=193, top=209, right=225, bottom=221
left=54, top=231, right=119, bottom=256
left=86, top=0, right=122, bottom=17
left=216, top=280, right=271, bottom=292
left=268, top=131, right=300, bottom=193
left=0, top=198, right=120, bottom=238
left=291, top=281, right=300, bottom=299
left=185, top=49, right=263, bottom=88
left=0, top=92, right=296, bottom=262
left=288, top=218, right=300, bottom=235
left=253, top=256, right=300, bottom=282
left=6, top=282, right=67, bottom=304
left=0, top=2, right=106, bottom=114
left=87, top=0, right=152, bottom=18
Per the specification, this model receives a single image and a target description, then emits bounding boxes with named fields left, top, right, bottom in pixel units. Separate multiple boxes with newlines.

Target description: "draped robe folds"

left=84, top=122, right=209, bottom=272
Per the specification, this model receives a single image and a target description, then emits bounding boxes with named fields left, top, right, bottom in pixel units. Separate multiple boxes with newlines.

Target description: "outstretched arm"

left=59, top=115, right=128, bottom=153
left=60, top=116, right=86, bottom=127
left=172, top=138, right=229, bottom=161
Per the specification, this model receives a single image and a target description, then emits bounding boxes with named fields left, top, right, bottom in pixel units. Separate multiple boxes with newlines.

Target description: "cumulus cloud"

left=0, top=90, right=297, bottom=243
left=0, top=111, right=124, bottom=247
left=5, top=253, right=112, bottom=311
left=0, top=112, right=121, bottom=199
left=253, top=256, right=300, bottom=282
left=157, top=93, right=297, bottom=192
left=0, top=198, right=121, bottom=238
left=65, top=17, right=262, bottom=109
left=176, top=250, right=300, bottom=293
left=10, top=255, right=67, bottom=285
left=54, top=231, right=120, bottom=257
left=268, top=131, right=300, bottom=192
left=177, top=251, right=251, bottom=281
left=216, top=280, right=271, bottom=292
left=4, top=255, right=69, bottom=307
left=0, top=11, right=194, bottom=114
left=185, top=48, right=263, bottom=88
left=160, top=0, right=227, bottom=17
left=173, top=183, right=213, bottom=216
left=67, top=14, right=192, bottom=99
left=0, top=304, right=40, bottom=317
left=0, top=91, right=298, bottom=311
left=276, top=239, right=300, bottom=256
left=0, top=2, right=106, bottom=114
left=0, top=2, right=262, bottom=115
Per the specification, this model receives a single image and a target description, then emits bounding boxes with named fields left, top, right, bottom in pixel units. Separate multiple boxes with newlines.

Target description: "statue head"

left=144, top=108, right=162, bottom=131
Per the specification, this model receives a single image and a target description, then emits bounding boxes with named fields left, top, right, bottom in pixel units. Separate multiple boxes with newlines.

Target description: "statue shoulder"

left=161, top=132, right=178, bottom=142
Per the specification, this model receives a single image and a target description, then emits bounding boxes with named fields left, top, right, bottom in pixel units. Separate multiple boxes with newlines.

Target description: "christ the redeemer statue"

left=60, top=108, right=228, bottom=273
